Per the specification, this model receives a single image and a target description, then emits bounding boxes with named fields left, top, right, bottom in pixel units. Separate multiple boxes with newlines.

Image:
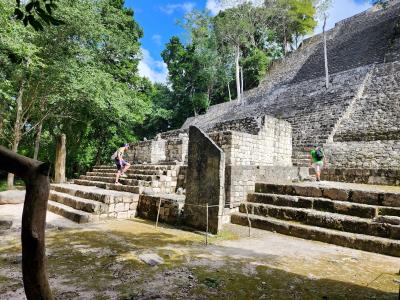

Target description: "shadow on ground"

left=0, top=220, right=398, bottom=299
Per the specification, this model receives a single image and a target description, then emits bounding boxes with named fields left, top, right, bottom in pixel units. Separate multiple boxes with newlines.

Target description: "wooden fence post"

left=0, top=145, right=54, bottom=300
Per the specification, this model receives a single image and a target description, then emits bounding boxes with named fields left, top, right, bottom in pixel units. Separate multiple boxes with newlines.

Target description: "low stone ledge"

left=0, top=190, right=25, bottom=205
left=321, top=168, right=400, bottom=186
left=137, top=194, right=185, bottom=225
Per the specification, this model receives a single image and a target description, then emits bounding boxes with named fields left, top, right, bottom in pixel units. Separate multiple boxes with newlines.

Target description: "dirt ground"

left=0, top=211, right=399, bottom=299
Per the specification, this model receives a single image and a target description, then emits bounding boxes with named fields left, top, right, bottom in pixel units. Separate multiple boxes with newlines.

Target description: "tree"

left=315, top=0, right=332, bottom=88
left=1, top=0, right=151, bottom=182
left=213, top=2, right=256, bottom=103
left=265, top=0, right=317, bottom=53
left=183, top=10, right=220, bottom=105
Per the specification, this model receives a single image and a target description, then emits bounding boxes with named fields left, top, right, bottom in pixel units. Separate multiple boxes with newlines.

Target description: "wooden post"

left=155, top=198, right=162, bottom=228
left=0, top=145, right=54, bottom=300
left=244, top=202, right=252, bottom=237
left=206, top=203, right=209, bottom=246
left=54, top=134, right=66, bottom=183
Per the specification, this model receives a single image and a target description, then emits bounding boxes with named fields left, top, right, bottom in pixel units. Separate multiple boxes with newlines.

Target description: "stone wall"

left=321, top=168, right=400, bottom=186
left=137, top=194, right=184, bottom=225
left=225, top=166, right=308, bottom=208
left=333, top=62, right=400, bottom=143
left=321, top=61, right=400, bottom=182
left=128, top=140, right=166, bottom=163
left=209, top=116, right=292, bottom=167
left=165, top=135, right=189, bottom=163
left=325, top=140, right=400, bottom=170
left=207, top=116, right=293, bottom=207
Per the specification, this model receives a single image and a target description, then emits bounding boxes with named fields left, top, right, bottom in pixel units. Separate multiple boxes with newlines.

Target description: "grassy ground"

left=0, top=219, right=398, bottom=300
left=0, top=180, right=25, bottom=192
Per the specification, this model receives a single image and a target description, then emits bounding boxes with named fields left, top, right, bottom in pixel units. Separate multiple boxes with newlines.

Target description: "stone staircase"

left=48, top=184, right=139, bottom=223
left=47, top=164, right=181, bottom=223
left=231, top=182, right=400, bottom=257
left=75, top=164, right=180, bottom=194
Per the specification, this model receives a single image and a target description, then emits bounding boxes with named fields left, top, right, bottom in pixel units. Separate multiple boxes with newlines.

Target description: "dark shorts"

left=115, top=159, right=128, bottom=171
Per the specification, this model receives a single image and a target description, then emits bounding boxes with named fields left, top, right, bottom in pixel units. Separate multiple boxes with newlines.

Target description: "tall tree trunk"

left=283, top=23, right=287, bottom=56
left=0, top=145, right=54, bottom=300
left=7, top=80, right=25, bottom=189
left=0, top=101, right=4, bottom=135
left=240, top=66, right=244, bottom=100
left=235, top=45, right=241, bottom=103
left=33, top=122, right=43, bottom=160
left=323, top=14, right=330, bottom=89
left=227, top=82, right=232, bottom=101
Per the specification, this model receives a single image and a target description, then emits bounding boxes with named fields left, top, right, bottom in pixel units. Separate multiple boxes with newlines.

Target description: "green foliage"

left=242, top=48, right=271, bottom=90
left=134, top=83, right=175, bottom=138
left=14, top=0, right=63, bottom=31
left=1, top=0, right=151, bottom=178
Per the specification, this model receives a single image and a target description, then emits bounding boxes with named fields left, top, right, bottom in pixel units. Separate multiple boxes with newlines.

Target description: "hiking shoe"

left=115, top=182, right=122, bottom=185
left=120, top=174, right=128, bottom=178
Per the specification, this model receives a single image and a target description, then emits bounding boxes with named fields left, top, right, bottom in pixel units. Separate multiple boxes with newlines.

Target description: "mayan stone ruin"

left=45, top=3, right=400, bottom=258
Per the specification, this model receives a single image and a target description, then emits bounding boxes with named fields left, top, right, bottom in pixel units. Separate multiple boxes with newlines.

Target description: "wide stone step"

left=255, top=183, right=400, bottom=207
left=247, top=193, right=379, bottom=218
left=47, top=200, right=98, bottom=224
left=49, top=191, right=108, bottom=214
left=74, top=179, right=142, bottom=194
left=239, top=203, right=399, bottom=239
left=231, top=213, right=400, bottom=257
left=86, top=172, right=159, bottom=181
left=51, top=183, right=139, bottom=204
left=79, top=175, right=151, bottom=187
left=92, top=168, right=166, bottom=176
left=94, top=165, right=174, bottom=171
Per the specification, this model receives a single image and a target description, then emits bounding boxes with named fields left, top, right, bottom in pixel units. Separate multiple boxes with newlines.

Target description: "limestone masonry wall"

left=128, top=140, right=166, bottom=164
left=225, top=166, right=308, bottom=208
left=165, top=135, right=188, bottom=163
left=209, top=117, right=292, bottom=167
left=137, top=194, right=184, bottom=225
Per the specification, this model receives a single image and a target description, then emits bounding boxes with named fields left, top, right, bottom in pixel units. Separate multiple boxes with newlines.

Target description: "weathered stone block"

left=115, top=203, right=125, bottom=212
left=382, top=193, right=400, bottom=207
left=351, top=191, right=381, bottom=205
left=322, top=188, right=349, bottom=201
left=184, top=126, right=225, bottom=234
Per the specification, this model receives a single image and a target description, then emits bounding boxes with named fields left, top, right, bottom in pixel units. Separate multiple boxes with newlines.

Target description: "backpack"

left=315, top=148, right=324, bottom=161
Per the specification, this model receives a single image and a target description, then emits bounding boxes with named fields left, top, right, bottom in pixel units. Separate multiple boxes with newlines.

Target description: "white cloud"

left=314, top=0, right=371, bottom=34
left=205, top=0, right=221, bottom=15
left=138, top=48, right=168, bottom=84
left=159, top=2, right=196, bottom=15
left=152, top=34, right=162, bottom=46
left=205, top=0, right=263, bottom=15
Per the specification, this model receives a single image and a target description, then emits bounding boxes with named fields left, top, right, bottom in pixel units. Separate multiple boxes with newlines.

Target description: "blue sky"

left=125, top=0, right=372, bottom=84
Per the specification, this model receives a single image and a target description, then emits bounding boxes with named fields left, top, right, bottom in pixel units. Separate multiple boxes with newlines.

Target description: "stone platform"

left=47, top=163, right=184, bottom=224
left=231, top=181, right=400, bottom=257
left=48, top=183, right=139, bottom=223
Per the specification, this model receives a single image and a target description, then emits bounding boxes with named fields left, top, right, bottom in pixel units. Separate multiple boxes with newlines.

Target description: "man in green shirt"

left=310, top=144, right=325, bottom=182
